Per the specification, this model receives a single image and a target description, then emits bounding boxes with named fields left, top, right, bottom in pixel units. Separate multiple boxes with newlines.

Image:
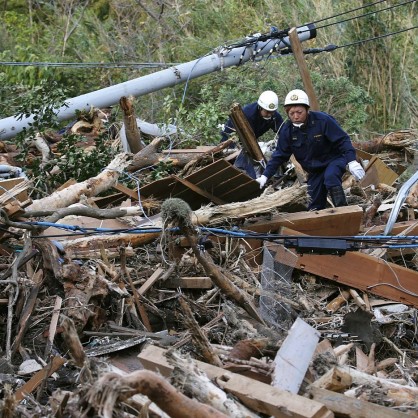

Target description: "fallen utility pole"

left=0, top=25, right=316, bottom=140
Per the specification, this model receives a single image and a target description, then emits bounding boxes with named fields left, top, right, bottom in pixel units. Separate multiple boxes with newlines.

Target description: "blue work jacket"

left=220, top=102, right=283, bottom=142
left=263, top=111, right=356, bottom=179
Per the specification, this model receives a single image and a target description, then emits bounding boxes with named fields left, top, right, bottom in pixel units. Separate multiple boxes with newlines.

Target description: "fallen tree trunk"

left=27, top=153, right=131, bottom=211
left=82, top=370, right=229, bottom=418
left=193, top=183, right=306, bottom=224
left=128, top=137, right=235, bottom=172
left=128, top=137, right=198, bottom=172
left=60, top=184, right=306, bottom=252
left=23, top=204, right=150, bottom=224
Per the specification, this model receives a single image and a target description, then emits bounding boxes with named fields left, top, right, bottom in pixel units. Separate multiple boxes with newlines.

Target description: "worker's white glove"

left=348, top=161, right=365, bottom=181
left=256, top=175, right=268, bottom=189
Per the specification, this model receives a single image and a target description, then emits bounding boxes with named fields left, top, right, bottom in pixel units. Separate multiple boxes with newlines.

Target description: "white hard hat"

left=257, top=90, right=279, bottom=111
left=284, top=89, right=310, bottom=107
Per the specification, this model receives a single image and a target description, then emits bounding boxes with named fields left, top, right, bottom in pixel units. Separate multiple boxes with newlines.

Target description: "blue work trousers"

left=234, top=151, right=258, bottom=179
left=307, top=157, right=346, bottom=210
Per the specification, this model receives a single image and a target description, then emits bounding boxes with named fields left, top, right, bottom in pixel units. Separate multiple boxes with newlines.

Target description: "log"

left=10, top=269, right=44, bottom=356
left=83, top=369, right=229, bottom=418
left=128, top=136, right=203, bottom=172
left=26, top=153, right=131, bottom=211
left=193, top=183, right=306, bottom=225
left=60, top=184, right=306, bottom=252
left=119, top=96, right=143, bottom=153
left=23, top=204, right=149, bottom=224
left=60, top=316, right=88, bottom=368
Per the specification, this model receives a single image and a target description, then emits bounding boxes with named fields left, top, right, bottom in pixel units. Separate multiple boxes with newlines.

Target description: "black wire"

left=314, top=0, right=416, bottom=31
left=300, top=24, right=416, bottom=55
left=334, top=25, right=417, bottom=49
left=0, top=61, right=178, bottom=69
left=307, top=0, right=389, bottom=25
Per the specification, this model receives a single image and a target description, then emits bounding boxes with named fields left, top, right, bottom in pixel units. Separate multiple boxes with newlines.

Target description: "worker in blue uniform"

left=220, top=91, right=284, bottom=178
left=256, top=89, right=365, bottom=210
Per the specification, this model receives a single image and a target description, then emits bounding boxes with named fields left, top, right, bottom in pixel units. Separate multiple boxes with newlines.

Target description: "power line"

left=0, top=0, right=415, bottom=71
left=314, top=0, right=416, bottom=31
left=300, top=25, right=417, bottom=54
left=334, top=25, right=417, bottom=49
left=307, top=0, right=389, bottom=25
left=0, top=61, right=178, bottom=69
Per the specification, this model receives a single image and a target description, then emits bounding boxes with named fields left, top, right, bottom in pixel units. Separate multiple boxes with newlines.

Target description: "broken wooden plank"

left=113, top=182, right=139, bottom=200
left=44, top=296, right=63, bottom=359
left=14, top=356, right=66, bottom=402
left=245, top=205, right=363, bottom=236
left=310, top=367, right=352, bottom=392
left=360, top=156, right=399, bottom=188
left=242, top=206, right=363, bottom=265
left=120, top=96, right=143, bottom=154
left=137, top=267, right=165, bottom=296
left=272, top=317, right=320, bottom=393
left=161, top=276, right=213, bottom=289
left=172, top=175, right=226, bottom=205
left=271, top=229, right=418, bottom=307
left=138, top=344, right=334, bottom=418
left=178, top=296, right=223, bottom=367
left=11, top=269, right=44, bottom=356
left=308, top=386, right=409, bottom=418
left=326, top=290, right=351, bottom=313
left=229, top=103, right=266, bottom=164
left=0, top=177, right=30, bottom=204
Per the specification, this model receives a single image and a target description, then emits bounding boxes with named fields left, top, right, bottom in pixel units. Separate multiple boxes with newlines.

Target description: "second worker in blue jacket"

left=256, top=89, right=365, bottom=210
left=221, top=90, right=284, bottom=179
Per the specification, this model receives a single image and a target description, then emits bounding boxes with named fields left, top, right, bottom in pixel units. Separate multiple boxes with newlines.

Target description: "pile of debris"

left=0, top=107, right=417, bottom=417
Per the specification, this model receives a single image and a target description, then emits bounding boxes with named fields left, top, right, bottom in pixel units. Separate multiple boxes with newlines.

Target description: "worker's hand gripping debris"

left=348, top=161, right=366, bottom=181
left=256, top=174, right=268, bottom=189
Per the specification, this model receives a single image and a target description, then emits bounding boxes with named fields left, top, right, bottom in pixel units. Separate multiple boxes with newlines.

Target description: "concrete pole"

left=0, top=25, right=316, bottom=140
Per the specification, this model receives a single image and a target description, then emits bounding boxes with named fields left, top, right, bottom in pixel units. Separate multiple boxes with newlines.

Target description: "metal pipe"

left=383, top=170, right=418, bottom=235
left=0, top=25, right=316, bottom=140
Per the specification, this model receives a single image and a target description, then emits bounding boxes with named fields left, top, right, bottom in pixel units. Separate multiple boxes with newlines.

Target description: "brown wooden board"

left=138, top=345, right=333, bottom=418
left=245, top=205, right=363, bottom=236
left=229, top=103, right=266, bottom=163
left=269, top=228, right=418, bottom=307
left=140, top=159, right=260, bottom=210
left=308, top=387, right=410, bottom=418
left=360, top=156, right=399, bottom=187
left=0, top=177, right=28, bottom=203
